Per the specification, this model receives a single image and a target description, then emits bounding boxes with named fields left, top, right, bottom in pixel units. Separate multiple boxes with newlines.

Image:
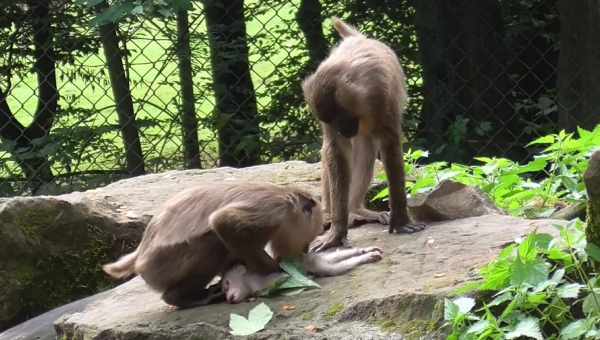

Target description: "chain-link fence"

left=1, top=0, right=598, bottom=197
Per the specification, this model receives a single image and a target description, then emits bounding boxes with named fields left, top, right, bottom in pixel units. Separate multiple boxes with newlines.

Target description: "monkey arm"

left=210, top=204, right=280, bottom=275
left=325, top=126, right=352, bottom=234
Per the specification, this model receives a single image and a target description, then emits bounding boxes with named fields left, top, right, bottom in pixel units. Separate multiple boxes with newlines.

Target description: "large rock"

left=585, top=150, right=600, bottom=245
left=0, top=195, right=144, bottom=331
left=409, top=180, right=504, bottom=222
left=50, top=215, right=561, bottom=340
left=0, top=161, right=321, bottom=331
left=0, top=160, right=540, bottom=339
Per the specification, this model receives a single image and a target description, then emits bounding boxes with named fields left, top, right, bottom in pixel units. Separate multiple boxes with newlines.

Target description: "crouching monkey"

left=302, top=17, right=426, bottom=251
left=102, top=182, right=382, bottom=308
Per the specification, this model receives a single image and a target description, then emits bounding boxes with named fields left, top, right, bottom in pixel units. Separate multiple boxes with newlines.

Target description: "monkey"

left=102, top=182, right=324, bottom=308
left=222, top=246, right=383, bottom=303
left=302, top=17, right=426, bottom=252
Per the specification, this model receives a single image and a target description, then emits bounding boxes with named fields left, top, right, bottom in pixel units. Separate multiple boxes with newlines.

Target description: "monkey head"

left=222, top=265, right=251, bottom=303
left=311, top=98, right=359, bottom=138
left=331, top=114, right=359, bottom=138
left=302, top=75, right=360, bottom=139
left=268, top=190, right=323, bottom=258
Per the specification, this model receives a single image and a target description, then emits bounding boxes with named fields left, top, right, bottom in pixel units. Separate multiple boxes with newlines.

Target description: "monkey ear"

left=298, top=193, right=317, bottom=214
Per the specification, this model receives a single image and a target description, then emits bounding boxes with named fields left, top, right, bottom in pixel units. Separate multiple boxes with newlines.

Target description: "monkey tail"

left=331, top=17, right=362, bottom=38
left=102, top=249, right=139, bottom=279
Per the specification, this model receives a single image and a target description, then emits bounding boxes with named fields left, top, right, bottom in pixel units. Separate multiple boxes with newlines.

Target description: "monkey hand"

left=309, top=227, right=348, bottom=252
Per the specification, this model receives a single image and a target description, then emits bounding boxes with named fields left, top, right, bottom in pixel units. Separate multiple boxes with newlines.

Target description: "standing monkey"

left=302, top=18, right=425, bottom=251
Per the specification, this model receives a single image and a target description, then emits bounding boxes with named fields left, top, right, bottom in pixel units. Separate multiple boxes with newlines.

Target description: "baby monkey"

left=222, top=246, right=383, bottom=303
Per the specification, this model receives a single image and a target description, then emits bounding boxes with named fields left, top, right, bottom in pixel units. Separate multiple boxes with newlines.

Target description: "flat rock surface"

left=55, top=215, right=562, bottom=339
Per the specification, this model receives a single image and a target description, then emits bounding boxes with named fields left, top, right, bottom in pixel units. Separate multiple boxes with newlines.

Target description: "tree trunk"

left=176, top=9, right=201, bottom=169
left=203, top=0, right=260, bottom=167
left=557, top=0, right=600, bottom=131
left=0, top=0, right=56, bottom=192
left=297, top=0, right=329, bottom=70
left=415, top=0, right=522, bottom=162
left=96, top=1, right=145, bottom=175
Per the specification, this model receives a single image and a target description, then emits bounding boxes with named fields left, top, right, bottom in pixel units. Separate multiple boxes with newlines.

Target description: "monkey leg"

left=321, top=246, right=382, bottom=262
left=304, top=247, right=383, bottom=276
left=210, top=204, right=280, bottom=274
left=162, top=274, right=225, bottom=309
left=311, top=126, right=353, bottom=252
left=380, top=133, right=426, bottom=234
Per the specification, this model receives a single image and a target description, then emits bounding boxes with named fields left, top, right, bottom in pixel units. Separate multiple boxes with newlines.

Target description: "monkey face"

left=332, top=115, right=359, bottom=138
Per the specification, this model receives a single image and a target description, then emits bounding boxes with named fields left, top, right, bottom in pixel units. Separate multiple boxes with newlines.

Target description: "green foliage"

left=375, top=125, right=600, bottom=218
left=229, top=302, right=273, bottom=336
left=259, top=258, right=321, bottom=297
left=76, top=0, right=191, bottom=25
left=444, top=221, right=600, bottom=339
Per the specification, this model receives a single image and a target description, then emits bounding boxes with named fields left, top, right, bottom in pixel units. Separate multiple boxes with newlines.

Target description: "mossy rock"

left=0, top=197, right=143, bottom=331
left=585, top=151, right=600, bottom=246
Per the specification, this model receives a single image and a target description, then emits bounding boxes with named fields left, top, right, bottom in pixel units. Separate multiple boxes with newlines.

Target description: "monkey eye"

left=302, top=197, right=316, bottom=214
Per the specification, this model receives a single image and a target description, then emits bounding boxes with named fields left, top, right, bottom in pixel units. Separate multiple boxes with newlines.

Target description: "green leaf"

left=444, top=298, right=459, bottom=321
left=260, top=259, right=320, bottom=297
left=510, top=257, right=549, bottom=286
left=372, top=187, right=389, bottom=201
left=453, top=297, right=475, bottom=314
left=513, top=159, right=548, bottom=174
left=560, top=319, right=588, bottom=339
left=585, top=242, right=600, bottom=262
left=505, top=317, right=543, bottom=340
left=488, top=292, right=512, bottom=307
left=557, top=283, right=583, bottom=299
left=131, top=5, right=144, bottom=15
left=547, top=247, right=572, bottom=266
left=526, top=292, right=547, bottom=306
left=518, top=232, right=547, bottom=260
left=550, top=268, right=565, bottom=283
left=229, top=303, right=273, bottom=336
left=279, top=258, right=320, bottom=288
left=465, top=319, right=489, bottom=335
left=527, top=135, right=555, bottom=146
left=582, top=291, right=600, bottom=317
left=92, top=3, right=137, bottom=25
left=75, top=0, right=105, bottom=7
left=586, top=329, right=600, bottom=338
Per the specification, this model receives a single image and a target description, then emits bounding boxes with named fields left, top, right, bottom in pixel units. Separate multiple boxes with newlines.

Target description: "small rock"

left=408, top=180, right=504, bottom=222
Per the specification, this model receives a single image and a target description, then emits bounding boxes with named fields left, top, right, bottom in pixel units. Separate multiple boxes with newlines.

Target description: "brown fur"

left=302, top=17, right=423, bottom=251
left=103, top=182, right=322, bottom=308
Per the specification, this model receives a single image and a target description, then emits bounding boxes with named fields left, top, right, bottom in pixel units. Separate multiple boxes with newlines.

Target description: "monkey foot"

left=359, top=247, right=384, bottom=263
left=389, top=222, right=426, bottom=234
left=349, top=210, right=390, bottom=228
left=309, top=229, right=349, bottom=252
